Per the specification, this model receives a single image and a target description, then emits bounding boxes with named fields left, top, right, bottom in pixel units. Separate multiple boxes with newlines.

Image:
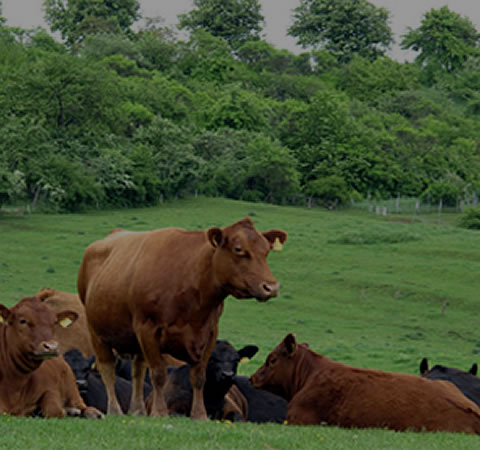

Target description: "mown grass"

left=1, top=196, right=480, bottom=449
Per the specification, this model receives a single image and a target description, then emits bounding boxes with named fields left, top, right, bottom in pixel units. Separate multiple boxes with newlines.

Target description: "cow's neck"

left=0, top=327, right=42, bottom=381
left=196, top=245, right=230, bottom=311
left=288, top=348, right=327, bottom=400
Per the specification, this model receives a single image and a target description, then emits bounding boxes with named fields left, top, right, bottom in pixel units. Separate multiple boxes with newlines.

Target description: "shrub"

left=458, top=206, right=480, bottom=230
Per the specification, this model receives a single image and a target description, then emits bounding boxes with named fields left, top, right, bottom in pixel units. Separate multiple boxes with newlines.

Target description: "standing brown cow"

left=77, top=218, right=287, bottom=419
left=251, top=333, right=480, bottom=433
left=0, top=296, right=103, bottom=418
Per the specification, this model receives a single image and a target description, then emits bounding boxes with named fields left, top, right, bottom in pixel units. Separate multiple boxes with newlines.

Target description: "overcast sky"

left=2, top=0, right=480, bottom=62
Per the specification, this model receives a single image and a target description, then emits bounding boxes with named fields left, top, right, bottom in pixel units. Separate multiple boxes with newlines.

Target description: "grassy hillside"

left=1, top=197, right=480, bottom=449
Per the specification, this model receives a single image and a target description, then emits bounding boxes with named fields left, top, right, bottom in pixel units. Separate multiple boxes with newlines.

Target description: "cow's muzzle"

left=33, top=340, right=60, bottom=360
left=255, top=282, right=280, bottom=302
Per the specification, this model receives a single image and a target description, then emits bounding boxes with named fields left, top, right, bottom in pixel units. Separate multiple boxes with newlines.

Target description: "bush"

left=304, top=176, right=351, bottom=209
left=420, top=180, right=462, bottom=207
left=458, top=206, right=480, bottom=230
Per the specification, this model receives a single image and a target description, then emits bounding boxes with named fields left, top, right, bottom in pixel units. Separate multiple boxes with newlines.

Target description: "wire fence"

left=351, top=194, right=479, bottom=220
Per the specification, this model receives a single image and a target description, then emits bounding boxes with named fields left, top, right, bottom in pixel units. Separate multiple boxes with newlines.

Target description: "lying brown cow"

left=251, top=333, right=480, bottom=433
left=35, top=288, right=95, bottom=358
left=0, top=296, right=103, bottom=418
left=77, top=218, right=287, bottom=419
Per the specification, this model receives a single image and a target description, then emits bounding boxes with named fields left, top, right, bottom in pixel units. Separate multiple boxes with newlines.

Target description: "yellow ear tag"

left=59, top=317, right=73, bottom=328
left=272, top=237, right=283, bottom=251
left=91, top=362, right=96, bottom=370
left=0, top=316, right=4, bottom=324
left=240, top=357, right=250, bottom=364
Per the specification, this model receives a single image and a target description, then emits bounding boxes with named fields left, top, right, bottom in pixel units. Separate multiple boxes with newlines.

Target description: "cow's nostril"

left=262, top=282, right=279, bottom=297
left=42, top=341, right=58, bottom=352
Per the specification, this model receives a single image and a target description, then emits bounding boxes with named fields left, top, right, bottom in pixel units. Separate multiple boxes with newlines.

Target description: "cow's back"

left=77, top=228, right=209, bottom=355
left=297, top=365, right=480, bottom=433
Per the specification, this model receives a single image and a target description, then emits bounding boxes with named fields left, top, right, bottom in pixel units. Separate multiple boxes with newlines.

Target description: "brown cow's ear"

left=419, top=357, right=429, bottom=375
left=0, top=305, right=11, bottom=324
left=283, top=333, right=297, bottom=357
left=470, top=363, right=478, bottom=376
left=35, top=288, right=53, bottom=301
left=207, top=227, right=223, bottom=248
left=57, top=311, right=78, bottom=328
left=263, top=230, right=287, bottom=251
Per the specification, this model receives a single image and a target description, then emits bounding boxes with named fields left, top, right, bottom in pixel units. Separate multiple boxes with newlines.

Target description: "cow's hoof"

left=84, top=407, right=104, bottom=419
left=65, top=407, right=82, bottom=417
left=129, top=407, right=147, bottom=416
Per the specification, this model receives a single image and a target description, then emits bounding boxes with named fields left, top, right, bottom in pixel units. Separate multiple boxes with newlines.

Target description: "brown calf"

left=77, top=218, right=287, bottom=419
left=251, top=333, right=480, bottom=433
left=0, top=296, right=103, bottom=418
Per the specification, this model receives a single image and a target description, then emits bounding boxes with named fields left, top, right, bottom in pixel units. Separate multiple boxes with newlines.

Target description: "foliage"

left=304, top=175, right=352, bottom=208
left=401, top=6, right=480, bottom=79
left=43, top=0, right=141, bottom=49
left=178, top=0, right=264, bottom=51
left=288, top=0, right=393, bottom=62
left=204, top=85, right=272, bottom=131
left=2, top=12, right=480, bottom=212
left=458, top=206, right=480, bottom=230
left=338, top=56, right=421, bottom=104
left=243, top=134, right=300, bottom=204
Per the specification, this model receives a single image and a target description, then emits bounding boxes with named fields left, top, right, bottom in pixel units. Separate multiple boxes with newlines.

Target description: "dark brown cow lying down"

left=251, top=334, right=480, bottom=433
left=0, top=296, right=103, bottom=418
left=77, top=218, right=287, bottom=419
left=35, top=288, right=95, bottom=358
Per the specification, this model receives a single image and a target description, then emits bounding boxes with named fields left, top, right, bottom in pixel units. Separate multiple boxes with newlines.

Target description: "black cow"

left=64, top=349, right=152, bottom=414
left=115, top=358, right=152, bottom=387
left=420, top=357, right=480, bottom=408
left=157, top=340, right=258, bottom=420
left=233, top=375, right=287, bottom=423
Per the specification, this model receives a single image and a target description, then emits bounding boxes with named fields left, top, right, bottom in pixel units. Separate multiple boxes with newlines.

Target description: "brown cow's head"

left=0, top=296, right=78, bottom=366
left=207, top=217, right=287, bottom=302
left=250, top=333, right=298, bottom=400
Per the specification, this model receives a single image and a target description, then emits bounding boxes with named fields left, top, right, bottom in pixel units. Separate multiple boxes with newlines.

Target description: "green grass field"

left=1, top=197, right=480, bottom=449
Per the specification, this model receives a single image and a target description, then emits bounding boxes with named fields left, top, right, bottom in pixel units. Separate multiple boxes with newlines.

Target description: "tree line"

left=1, top=0, right=480, bottom=212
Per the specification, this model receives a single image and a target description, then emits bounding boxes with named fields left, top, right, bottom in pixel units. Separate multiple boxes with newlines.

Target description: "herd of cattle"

left=2, top=217, right=480, bottom=435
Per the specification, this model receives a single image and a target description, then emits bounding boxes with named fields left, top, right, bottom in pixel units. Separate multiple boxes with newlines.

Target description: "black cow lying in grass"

left=146, top=340, right=259, bottom=420
left=420, top=357, right=480, bottom=408
left=233, top=375, right=287, bottom=423
left=64, top=349, right=152, bottom=414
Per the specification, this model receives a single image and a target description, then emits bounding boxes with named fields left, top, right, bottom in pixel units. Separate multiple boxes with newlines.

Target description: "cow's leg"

left=137, top=332, right=168, bottom=417
left=63, top=361, right=104, bottom=419
left=89, top=328, right=123, bottom=416
left=189, top=329, right=218, bottom=420
left=40, top=392, right=66, bottom=418
left=128, top=354, right=147, bottom=416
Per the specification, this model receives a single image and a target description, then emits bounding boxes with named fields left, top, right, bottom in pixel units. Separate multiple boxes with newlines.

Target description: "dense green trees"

left=402, top=6, right=479, bottom=77
left=43, top=0, right=140, bottom=48
left=178, top=0, right=264, bottom=51
left=1, top=3, right=480, bottom=212
left=288, top=0, right=393, bottom=62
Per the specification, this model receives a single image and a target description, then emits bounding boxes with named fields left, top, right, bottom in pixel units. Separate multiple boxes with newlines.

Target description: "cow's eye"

left=19, top=318, right=27, bottom=325
left=266, top=357, right=276, bottom=367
